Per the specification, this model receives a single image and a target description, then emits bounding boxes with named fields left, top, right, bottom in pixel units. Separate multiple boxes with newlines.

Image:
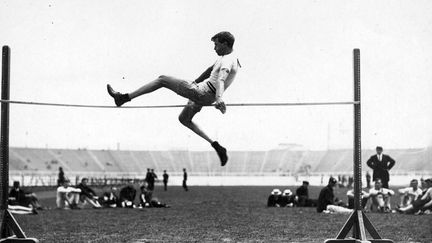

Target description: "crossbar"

left=0, top=100, right=360, bottom=109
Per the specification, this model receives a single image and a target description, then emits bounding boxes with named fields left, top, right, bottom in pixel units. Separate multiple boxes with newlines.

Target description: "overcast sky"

left=1, top=0, right=431, bottom=151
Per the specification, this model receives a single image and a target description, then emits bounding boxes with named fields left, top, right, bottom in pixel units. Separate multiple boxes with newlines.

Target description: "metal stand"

left=0, top=46, right=38, bottom=243
left=325, top=50, right=393, bottom=243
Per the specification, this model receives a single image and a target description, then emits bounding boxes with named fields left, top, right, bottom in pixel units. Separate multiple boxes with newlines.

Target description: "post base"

left=0, top=237, right=38, bottom=243
left=325, top=210, right=393, bottom=243
left=325, top=240, right=394, bottom=243
left=1, top=210, right=38, bottom=242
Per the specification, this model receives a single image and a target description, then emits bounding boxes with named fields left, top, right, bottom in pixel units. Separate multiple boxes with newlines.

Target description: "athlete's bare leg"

left=178, top=102, right=228, bottom=166
left=129, top=75, right=188, bottom=99
left=108, top=76, right=196, bottom=107
left=178, top=103, right=213, bottom=144
left=107, top=77, right=228, bottom=165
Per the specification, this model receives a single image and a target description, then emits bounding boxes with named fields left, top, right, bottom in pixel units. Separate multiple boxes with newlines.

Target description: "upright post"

left=325, top=50, right=393, bottom=243
left=352, top=48, right=362, bottom=238
left=1, top=46, right=38, bottom=242
left=1, top=45, right=11, bottom=221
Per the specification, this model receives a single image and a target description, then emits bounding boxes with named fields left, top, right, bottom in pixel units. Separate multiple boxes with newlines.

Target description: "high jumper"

left=107, top=31, right=240, bottom=166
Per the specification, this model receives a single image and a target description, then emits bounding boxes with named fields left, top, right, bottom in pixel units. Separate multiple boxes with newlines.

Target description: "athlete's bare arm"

left=215, top=68, right=229, bottom=114
left=194, top=65, right=213, bottom=83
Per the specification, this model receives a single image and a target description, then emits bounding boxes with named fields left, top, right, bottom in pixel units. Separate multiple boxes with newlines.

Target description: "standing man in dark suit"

left=148, top=170, right=155, bottom=191
left=162, top=170, right=169, bottom=191
left=145, top=168, right=151, bottom=183
left=182, top=168, right=189, bottom=191
left=366, top=146, right=396, bottom=188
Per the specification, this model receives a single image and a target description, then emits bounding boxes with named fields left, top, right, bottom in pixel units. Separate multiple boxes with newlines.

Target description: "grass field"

left=12, top=185, right=432, bottom=243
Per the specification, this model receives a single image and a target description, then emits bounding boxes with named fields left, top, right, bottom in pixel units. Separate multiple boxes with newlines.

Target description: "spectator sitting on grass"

left=368, top=178, right=395, bottom=213
left=317, top=177, right=352, bottom=214
left=56, top=179, right=81, bottom=209
left=295, top=181, right=309, bottom=206
left=99, top=186, right=119, bottom=208
left=76, top=178, right=102, bottom=208
left=398, top=179, right=422, bottom=208
left=347, top=188, right=369, bottom=210
left=139, top=182, right=169, bottom=208
left=397, top=178, right=432, bottom=215
left=420, top=178, right=426, bottom=190
left=119, top=183, right=137, bottom=208
left=279, top=189, right=295, bottom=207
left=267, top=189, right=282, bottom=207
left=294, top=180, right=317, bottom=207
left=9, top=181, right=43, bottom=210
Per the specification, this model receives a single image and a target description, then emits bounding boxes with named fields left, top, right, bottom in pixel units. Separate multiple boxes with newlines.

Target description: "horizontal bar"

left=0, top=100, right=360, bottom=109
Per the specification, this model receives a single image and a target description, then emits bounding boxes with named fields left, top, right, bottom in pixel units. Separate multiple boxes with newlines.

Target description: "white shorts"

left=171, top=79, right=216, bottom=105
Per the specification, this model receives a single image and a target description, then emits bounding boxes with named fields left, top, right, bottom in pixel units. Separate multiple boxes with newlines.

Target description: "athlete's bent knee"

left=157, top=75, right=171, bottom=87
left=178, top=114, right=190, bottom=126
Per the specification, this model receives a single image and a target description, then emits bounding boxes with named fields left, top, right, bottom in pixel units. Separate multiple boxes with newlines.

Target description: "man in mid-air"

left=107, top=31, right=240, bottom=166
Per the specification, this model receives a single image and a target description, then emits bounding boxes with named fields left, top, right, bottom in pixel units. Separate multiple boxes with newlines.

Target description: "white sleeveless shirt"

left=206, top=51, right=239, bottom=91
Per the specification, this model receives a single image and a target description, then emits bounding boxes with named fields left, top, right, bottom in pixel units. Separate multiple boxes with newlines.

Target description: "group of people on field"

left=9, top=165, right=192, bottom=214
left=268, top=146, right=432, bottom=215
left=267, top=181, right=316, bottom=208
left=53, top=165, right=192, bottom=210
left=267, top=177, right=432, bottom=216
left=56, top=177, right=169, bottom=210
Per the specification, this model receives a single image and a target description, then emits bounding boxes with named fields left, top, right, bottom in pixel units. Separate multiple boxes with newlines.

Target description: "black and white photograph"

left=0, top=0, right=431, bottom=242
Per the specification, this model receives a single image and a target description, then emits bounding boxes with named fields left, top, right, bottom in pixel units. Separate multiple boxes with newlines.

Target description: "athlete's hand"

left=215, top=98, right=226, bottom=114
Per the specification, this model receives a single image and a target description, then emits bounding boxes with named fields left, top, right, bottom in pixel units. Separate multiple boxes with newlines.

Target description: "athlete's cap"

left=329, top=177, right=337, bottom=184
left=282, top=189, right=293, bottom=196
left=302, top=181, right=309, bottom=185
left=271, top=189, right=282, bottom=195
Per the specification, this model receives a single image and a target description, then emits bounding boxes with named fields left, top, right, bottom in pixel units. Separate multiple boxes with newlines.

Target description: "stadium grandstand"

left=9, top=146, right=432, bottom=187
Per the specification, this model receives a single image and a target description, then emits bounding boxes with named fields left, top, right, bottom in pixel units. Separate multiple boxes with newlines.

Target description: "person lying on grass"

left=99, top=186, right=119, bottom=208
left=118, top=183, right=137, bottom=208
left=139, top=182, right=169, bottom=208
